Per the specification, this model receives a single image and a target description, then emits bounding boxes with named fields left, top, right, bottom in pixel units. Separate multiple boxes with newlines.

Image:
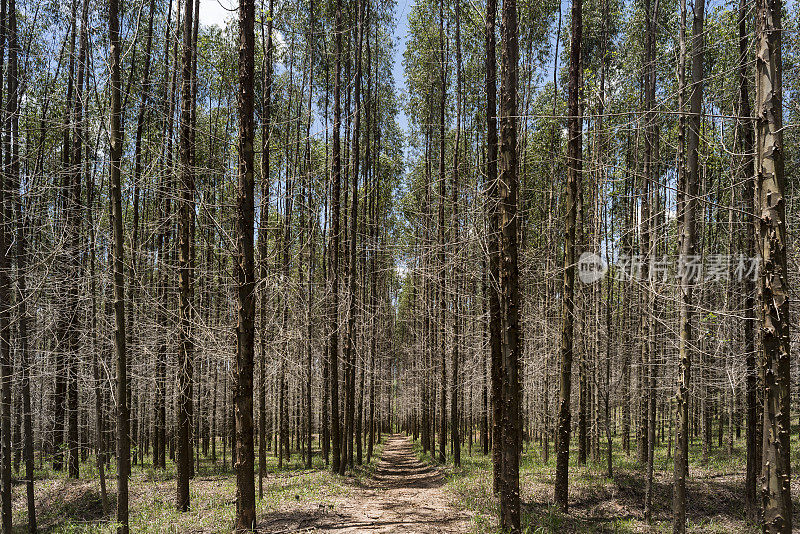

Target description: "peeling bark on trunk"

left=755, top=0, right=791, bottom=530
left=673, top=0, right=690, bottom=528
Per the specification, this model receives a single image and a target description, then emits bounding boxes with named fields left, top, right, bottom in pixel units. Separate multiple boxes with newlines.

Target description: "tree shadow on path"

left=257, top=434, right=471, bottom=533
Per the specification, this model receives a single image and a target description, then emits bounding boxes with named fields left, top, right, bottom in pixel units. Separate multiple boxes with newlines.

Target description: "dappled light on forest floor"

left=258, top=435, right=473, bottom=533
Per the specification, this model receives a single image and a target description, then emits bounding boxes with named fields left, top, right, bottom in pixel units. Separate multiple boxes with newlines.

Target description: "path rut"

left=261, top=435, right=473, bottom=533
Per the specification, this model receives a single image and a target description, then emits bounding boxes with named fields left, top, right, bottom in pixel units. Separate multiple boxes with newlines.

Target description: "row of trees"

left=0, top=0, right=793, bottom=531
left=394, top=0, right=794, bottom=531
left=0, top=0, right=406, bottom=531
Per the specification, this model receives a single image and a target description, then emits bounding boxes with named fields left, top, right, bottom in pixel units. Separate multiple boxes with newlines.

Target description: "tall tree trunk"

left=258, top=0, right=274, bottom=497
left=188, top=0, right=200, bottom=480
left=88, top=127, right=110, bottom=512
left=176, top=0, right=196, bottom=510
left=329, top=0, right=343, bottom=476
left=637, top=129, right=650, bottom=467
left=342, top=0, right=364, bottom=474
left=755, top=0, right=790, bottom=529
left=642, top=0, right=659, bottom=521
left=278, top=45, right=296, bottom=468
left=8, top=0, right=34, bottom=526
left=366, top=22, right=380, bottom=464
left=53, top=0, right=75, bottom=473
left=154, top=0, right=179, bottom=471
left=673, top=0, right=691, bottom=528
left=484, top=0, right=502, bottom=495
left=597, top=0, right=611, bottom=481
left=554, top=0, right=581, bottom=511
left=435, top=0, right=447, bottom=467
left=108, top=0, right=129, bottom=527
left=738, top=0, right=758, bottom=518
left=0, top=0, right=9, bottom=525
left=128, top=0, right=156, bottom=469
left=498, top=0, right=521, bottom=527
left=65, top=0, right=89, bottom=478
left=366, top=145, right=379, bottom=465
left=304, top=0, right=316, bottom=470
left=450, top=0, right=462, bottom=468
left=603, top=216, right=614, bottom=480
left=233, top=0, right=256, bottom=526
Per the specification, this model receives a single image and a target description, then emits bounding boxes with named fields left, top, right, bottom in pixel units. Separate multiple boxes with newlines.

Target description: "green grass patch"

left=12, top=438, right=386, bottom=533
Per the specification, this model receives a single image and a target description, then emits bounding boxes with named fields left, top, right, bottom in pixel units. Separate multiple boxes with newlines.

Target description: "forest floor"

left=426, top=435, right=800, bottom=533
left=10, top=434, right=477, bottom=533
left=258, top=434, right=473, bottom=533
left=12, top=440, right=388, bottom=533
left=13, top=432, right=800, bottom=533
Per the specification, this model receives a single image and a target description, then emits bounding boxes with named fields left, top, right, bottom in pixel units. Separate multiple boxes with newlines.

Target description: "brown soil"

left=258, top=434, right=473, bottom=533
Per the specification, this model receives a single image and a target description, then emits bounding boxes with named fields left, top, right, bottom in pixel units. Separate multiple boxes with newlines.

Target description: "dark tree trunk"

left=0, top=0, right=10, bottom=525
left=673, top=0, right=696, bottom=529
left=130, top=0, right=155, bottom=469
left=329, top=0, right=343, bottom=476
left=554, top=0, right=581, bottom=512
left=643, top=0, right=659, bottom=521
left=233, top=0, right=256, bottom=525
left=450, top=0, right=462, bottom=469
left=109, top=0, right=129, bottom=527
left=436, top=0, right=447, bottom=467
left=7, top=0, right=34, bottom=528
left=65, top=0, right=89, bottom=479
left=484, top=0, right=502, bottom=495
left=497, top=0, right=521, bottom=528
left=737, top=0, right=758, bottom=519
left=342, top=0, right=364, bottom=474
left=154, top=0, right=178, bottom=472
left=304, top=0, right=316, bottom=471
left=258, top=0, right=274, bottom=497
left=176, top=0, right=196, bottom=510
left=53, top=0, right=75, bottom=473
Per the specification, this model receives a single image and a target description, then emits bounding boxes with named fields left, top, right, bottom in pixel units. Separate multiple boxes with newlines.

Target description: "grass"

left=12, top=438, right=385, bottom=533
left=19, top=429, right=800, bottom=533
left=412, top=431, right=800, bottom=534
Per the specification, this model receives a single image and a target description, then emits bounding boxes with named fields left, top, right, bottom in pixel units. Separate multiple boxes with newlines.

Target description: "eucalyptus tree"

left=673, top=0, right=704, bottom=528
left=176, top=0, right=197, bottom=511
left=108, top=0, right=128, bottom=528
left=329, top=0, right=344, bottom=476
left=736, top=0, right=758, bottom=517
left=497, top=0, right=522, bottom=527
left=233, top=0, right=257, bottom=525
left=485, top=0, right=502, bottom=496
left=756, top=0, right=791, bottom=529
left=554, top=0, right=582, bottom=511
left=8, top=0, right=35, bottom=525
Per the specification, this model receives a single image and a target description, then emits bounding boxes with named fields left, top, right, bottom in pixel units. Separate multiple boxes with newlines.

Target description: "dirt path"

left=261, top=435, right=473, bottom=533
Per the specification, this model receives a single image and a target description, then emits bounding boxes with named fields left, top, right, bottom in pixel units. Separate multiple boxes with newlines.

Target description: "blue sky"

left=198, top=0, right=237, bottom=27
left=199, top=0, right=412, bottom=140
left=391, top=0, right=412, bottom=140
